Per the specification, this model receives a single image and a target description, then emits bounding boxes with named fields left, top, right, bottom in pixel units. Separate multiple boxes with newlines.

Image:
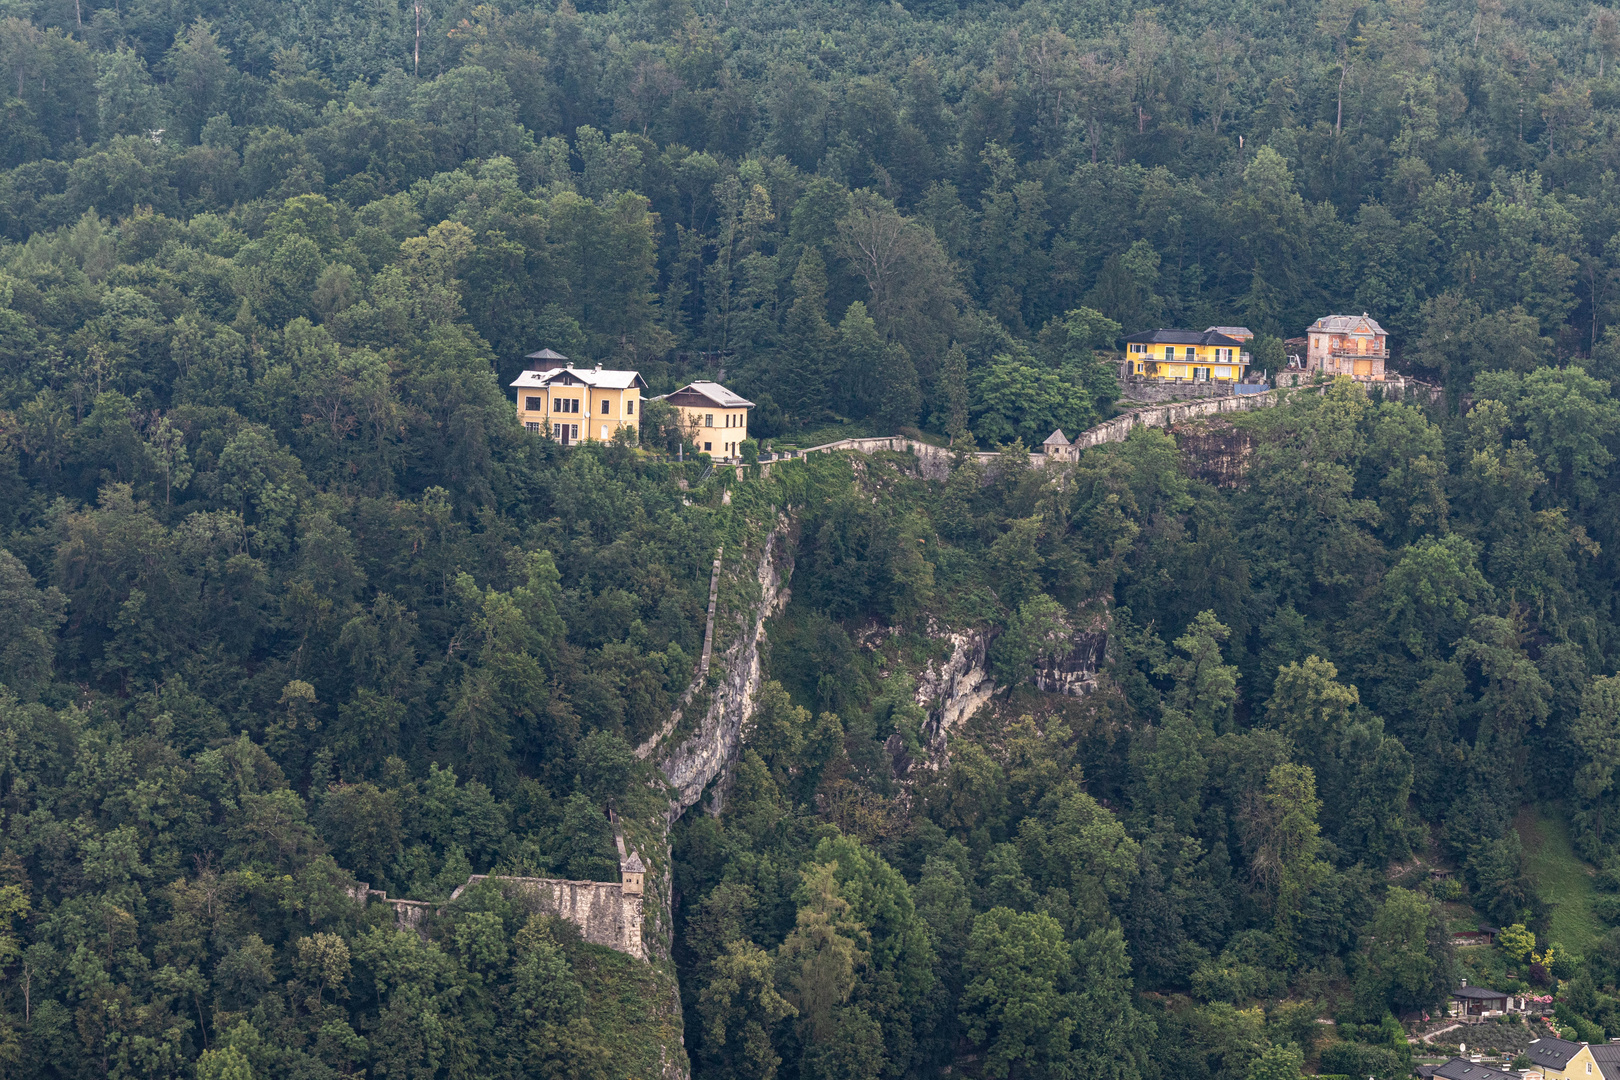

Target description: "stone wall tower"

left=620, top=851, right=645, bottom=896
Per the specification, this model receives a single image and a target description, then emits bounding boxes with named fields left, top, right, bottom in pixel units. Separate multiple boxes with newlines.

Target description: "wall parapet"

left=351, top=853, right=649, bottom=960
left=776, top=389, right=1291, bottom=470
left=449, top=875, right=645, bottom=959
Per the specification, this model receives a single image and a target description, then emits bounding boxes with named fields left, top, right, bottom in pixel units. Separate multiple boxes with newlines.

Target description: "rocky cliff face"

left=1033, top=630, right=1108, bottom=695
left=1172, top=417, right=1254, bottom=488
left=625, top=519, right=795, bottom=1080
left=914, top=629, right=997, bottom=765
left=658, top=520, right=794, bottom=814
left=911, top=615, right=1111, bottom=765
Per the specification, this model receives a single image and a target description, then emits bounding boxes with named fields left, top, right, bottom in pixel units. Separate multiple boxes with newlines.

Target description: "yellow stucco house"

left=657, top=381, right=754, bottom=461
left=1529, top=1036, right=1602, bottom=1080
left=510, top=349, right=647, bottom=446
left=1123, top=328, right=1251, bottom=383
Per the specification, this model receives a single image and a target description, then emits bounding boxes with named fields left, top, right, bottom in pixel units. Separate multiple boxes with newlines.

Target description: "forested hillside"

left=7, top=0, right=1620, bottom=1078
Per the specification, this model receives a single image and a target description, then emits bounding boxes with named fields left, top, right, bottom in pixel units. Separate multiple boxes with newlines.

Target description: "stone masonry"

left=350, top=841, right=649, bottom=960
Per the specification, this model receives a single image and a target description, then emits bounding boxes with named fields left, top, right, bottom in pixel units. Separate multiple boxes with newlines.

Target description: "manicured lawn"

left=1515, top=804, right=1604, bottom=951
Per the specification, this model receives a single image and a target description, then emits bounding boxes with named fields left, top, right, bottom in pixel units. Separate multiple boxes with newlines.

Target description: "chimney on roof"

left=595, top=363, right=603, bottom=374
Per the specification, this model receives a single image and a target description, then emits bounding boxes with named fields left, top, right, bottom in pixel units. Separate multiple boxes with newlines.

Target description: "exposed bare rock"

left=914, top=629, right=997, bottom=764
left=1172, top=417, right=1255, bottom=488
left=658, top=520, right=794, bottom=814
left=1033, top=628, right=1108, bottom=696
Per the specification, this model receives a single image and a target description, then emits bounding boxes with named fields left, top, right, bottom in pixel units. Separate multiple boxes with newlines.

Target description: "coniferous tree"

left=775, top=249, right=837, bottom=425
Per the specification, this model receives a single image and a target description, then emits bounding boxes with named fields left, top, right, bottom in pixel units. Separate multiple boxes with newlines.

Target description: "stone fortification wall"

left=348, top=886, right=431, bottom=936
left=785, top=390, right=1286, bottom=469
left=352, top=873, right=645, bottom=959
left=450, top=876, right=645, bottom=960
left=782, top=376, right=1440, bottom=471
left=1379, top=374, right=1444, bottom=403
left=1067, top=389, right=1287, bottom=450
left=1118, top=376, right=1238, bottom=403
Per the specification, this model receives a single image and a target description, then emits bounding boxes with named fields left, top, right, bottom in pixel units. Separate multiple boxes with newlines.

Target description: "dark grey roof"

left=1589, top=1044, right=1620, bottom=1066
left=1530, top=1037, right=1585, bottom=1070
left=1433, top=1059, right=1520, bottom=1080
left=1453, top=986, right=1509, bottom=1000
left=1432, top=1059, right=1520, bottom=1080
left=1123, top=329, right=1246, bottom=347
left=526, top=348, right=569, bottom=360
left=1044, top=430, right=1070, bottom=446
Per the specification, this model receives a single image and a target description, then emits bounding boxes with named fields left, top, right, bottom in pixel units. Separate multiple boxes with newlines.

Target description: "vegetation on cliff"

left=7, top=0, right=1620, bottom=1075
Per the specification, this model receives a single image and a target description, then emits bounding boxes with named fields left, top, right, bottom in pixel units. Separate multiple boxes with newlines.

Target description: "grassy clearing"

left=1515, top=804, right=1604, bottom=952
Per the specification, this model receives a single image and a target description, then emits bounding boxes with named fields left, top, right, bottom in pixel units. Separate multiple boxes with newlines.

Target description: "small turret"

left=620, top=851, right=645, bottom=896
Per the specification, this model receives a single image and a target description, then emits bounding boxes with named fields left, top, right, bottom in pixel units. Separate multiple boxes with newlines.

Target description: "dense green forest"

left=7, top=0, right=1620, bottom=1077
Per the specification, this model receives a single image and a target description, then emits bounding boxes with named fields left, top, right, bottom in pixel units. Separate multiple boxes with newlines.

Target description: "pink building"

left=1306, top=314, right=1388, bottom=380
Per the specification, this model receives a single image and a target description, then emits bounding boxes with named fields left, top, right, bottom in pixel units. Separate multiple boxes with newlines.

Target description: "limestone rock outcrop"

left=656, top=520, right=794, bottom=814
left=914, top=629, right=997, bottom=764
left=1033, top=620, right=1109, bottom=697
